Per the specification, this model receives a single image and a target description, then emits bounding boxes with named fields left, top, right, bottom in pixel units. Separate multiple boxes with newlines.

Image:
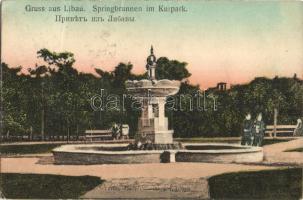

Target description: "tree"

left=35, top=49, right=79, bottom=139
left=156, top=57, right=191, bottom=80
left=2, top=49, right=303, bottom=140
left=2, top=64, right=30, bottom=137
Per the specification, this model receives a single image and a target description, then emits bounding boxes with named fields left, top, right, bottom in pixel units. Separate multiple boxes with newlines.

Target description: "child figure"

left=111, top=123, right=120, bottom=140
left=241, top=113, right=254, bottom=145
left=253, top=113, right=265, bottom=146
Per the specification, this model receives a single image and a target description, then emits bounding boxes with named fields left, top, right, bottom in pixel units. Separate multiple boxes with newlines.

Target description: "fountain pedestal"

left=126, top=46, right=180, bottom=145
left=137, top=97, right=173, bottom=144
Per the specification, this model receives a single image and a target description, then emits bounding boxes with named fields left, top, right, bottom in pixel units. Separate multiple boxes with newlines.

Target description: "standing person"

left=294, top=118, right=303, bottom=136
left=253, top=113, right=266, bottom=146
left=111, top=123, right=120, bottom=140
left=241, top=113, right=254, bottom=145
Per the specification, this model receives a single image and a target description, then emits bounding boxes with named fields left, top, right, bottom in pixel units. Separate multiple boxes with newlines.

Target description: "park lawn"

left=176, top=137, right=291, bottom=146
left=285, top=147, right=303, bottom=152
left=262, top=138, right=293, bottom=146
left=0, top=173, right=103, bottom=199
left=175, top=137, right=241, bottom=144
left=208, top=167, right=302, bottom=200
left=0, top=144, right=61, bottom=155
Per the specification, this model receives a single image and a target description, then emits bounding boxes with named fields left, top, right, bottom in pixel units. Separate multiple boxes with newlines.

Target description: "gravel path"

left=81, top=177, right=210, bottom=199
left=1, top=157, right=274, bottom=179
left=263, top=137, right=303, bottom=166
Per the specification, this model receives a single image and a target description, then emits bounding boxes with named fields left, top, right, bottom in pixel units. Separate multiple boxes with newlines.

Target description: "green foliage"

left=2, top=64, right=30, bottom=135
left=2, top=49, right=303, bottom=138
left=0, top=144, right=61, bottom=155
left=37, top=48, right=75, bottom=67
left=0, top=173, right=103, bottom=199
left=166, top=74, right=302, bottom=138
left=156, top=57, right=191, bottom=80
left=285, top=147, right=303, bottom=152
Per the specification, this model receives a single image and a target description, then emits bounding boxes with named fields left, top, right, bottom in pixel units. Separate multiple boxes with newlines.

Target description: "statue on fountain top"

left=146, top=45, right=157, bottom=80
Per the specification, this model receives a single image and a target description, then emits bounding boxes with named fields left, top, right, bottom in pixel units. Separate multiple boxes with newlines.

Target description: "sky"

left=2, top=0, right=303, bottom=88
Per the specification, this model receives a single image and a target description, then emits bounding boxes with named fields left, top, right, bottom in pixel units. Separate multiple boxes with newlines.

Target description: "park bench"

left=265, top=125, right=297, bottom=137
left=85, top=129, right=113, bottom=141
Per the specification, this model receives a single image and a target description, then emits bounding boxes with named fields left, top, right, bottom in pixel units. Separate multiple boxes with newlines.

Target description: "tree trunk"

left=67, top=121, right=70, bottom=144
left=41, top=84, right=45, bottom=141
left=273, top=108, right=278, bottom=138
left=30, top=126, right=33, bottom=141
left=41, top=108, right=45, bottom=140
left=76, top=124, right=79, bottom=140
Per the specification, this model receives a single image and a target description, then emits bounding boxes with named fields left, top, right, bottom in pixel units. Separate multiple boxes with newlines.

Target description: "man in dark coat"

left=253, top=113, right=266, bottom=146
left=241, top=113, right=254, bottom=145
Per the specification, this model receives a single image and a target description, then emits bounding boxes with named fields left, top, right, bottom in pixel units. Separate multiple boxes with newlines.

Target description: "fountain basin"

left=53, top=143, right=164, bottom=164
left=52, top=143, right=263, bottom=165
left=175, top=143, right=263, bottom=163
left=126, top=79, right=180, bottom=97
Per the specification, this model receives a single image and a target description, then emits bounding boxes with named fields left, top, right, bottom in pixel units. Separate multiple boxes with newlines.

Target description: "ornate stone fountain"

left=125, top=46, right=180, bottom=145
left=52, top=47, right=263, bottom=164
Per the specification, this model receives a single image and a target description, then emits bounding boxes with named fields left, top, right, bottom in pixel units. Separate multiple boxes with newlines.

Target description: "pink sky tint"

left=2, top=0, right=303, bottom=88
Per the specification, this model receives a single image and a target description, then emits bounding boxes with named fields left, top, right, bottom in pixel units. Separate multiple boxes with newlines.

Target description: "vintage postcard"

left=0, top=0, right=303, bottom=199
